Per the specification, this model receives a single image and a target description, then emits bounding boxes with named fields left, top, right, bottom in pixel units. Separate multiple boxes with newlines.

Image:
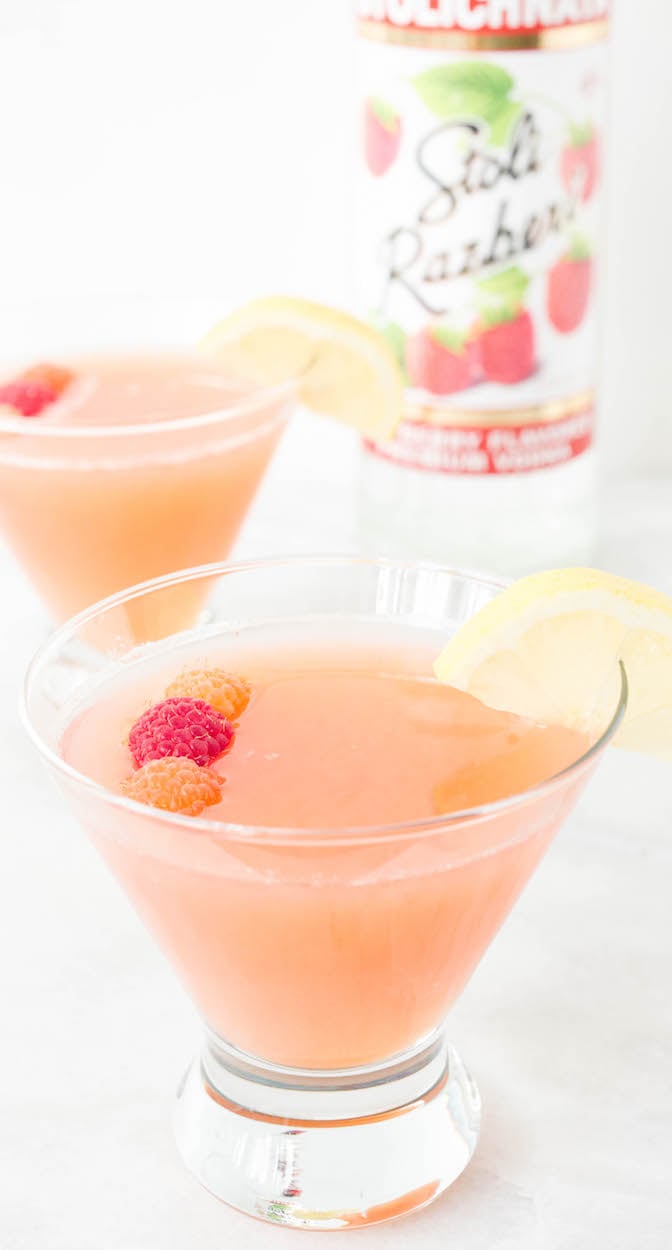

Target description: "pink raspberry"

left=0, top=379, right=58, bottom=416
left=128, top=697, right=233, bottom=768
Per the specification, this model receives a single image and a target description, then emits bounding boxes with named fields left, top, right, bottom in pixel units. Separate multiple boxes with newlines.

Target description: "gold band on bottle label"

left=357, top=17, right=608, bottom=51
left=404, top=388, right=594, bottom=429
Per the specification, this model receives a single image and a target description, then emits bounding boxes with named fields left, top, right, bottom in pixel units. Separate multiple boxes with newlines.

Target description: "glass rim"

left=22, top=554, right=629, bottom=845
left=0, top=371, right=296, bottom=441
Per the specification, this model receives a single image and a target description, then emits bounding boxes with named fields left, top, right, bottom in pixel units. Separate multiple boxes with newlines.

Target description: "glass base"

left=174, top=1031, right=481, bottom=1230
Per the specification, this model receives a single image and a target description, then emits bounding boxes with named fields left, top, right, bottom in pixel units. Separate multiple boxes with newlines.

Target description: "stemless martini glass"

left=0, top=333, right=292, bottom=634
left=23, top=557, right=626, bottom=1230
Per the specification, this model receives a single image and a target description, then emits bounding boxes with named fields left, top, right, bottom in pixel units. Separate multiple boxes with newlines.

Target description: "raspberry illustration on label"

left=406, top=323, right=479, bottom=396
left=547, top=237, right=593, bottom=334
left=561, top=122, right=600, bottom=203
left=476, top=267, right=535, bottom=384
left=365, top=97, right=401, bottom=176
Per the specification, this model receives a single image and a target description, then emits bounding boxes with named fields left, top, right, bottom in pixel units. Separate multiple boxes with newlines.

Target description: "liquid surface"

left=64, top=630, right=589, bottom=827
left=9, top=351, right=251, bottom=429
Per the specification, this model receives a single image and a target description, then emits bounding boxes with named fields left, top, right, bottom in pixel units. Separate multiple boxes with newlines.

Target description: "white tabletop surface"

left=2, top=414, right=671, bottom=1249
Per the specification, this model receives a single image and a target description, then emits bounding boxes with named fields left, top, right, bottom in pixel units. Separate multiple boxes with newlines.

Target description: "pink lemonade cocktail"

left=64, top=629, right=589, bottom=1069
left=24, top=558, right=626, bottom=1230
left=0, top=352, right=290, bottom=629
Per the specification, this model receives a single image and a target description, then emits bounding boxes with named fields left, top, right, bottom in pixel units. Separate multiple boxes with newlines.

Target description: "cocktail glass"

left=23, top=557, right=626, bottom=1229
left=0, top=328, right=292, bottom=633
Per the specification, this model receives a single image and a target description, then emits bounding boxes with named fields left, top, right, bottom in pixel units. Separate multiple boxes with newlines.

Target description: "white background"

left=0, top=0, right=670, bottom=478
left=1, top=6, right=671, bottom=1249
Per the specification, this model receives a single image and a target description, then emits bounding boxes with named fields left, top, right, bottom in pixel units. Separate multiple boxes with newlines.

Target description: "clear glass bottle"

left=354, top=1, right=609, bottom=574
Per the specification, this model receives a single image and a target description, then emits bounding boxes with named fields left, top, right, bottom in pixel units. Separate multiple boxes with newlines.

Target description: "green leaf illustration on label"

left=412, top=61, right=525, bottom=149
left=567, top=120, right=594, bottom=148
left=431, top=324, right=468, bottom=353
left=369, top=314, right=407, bottom=378
left=370, top=96, right=398, bottom=134
left=476, top=266, right=530, bottom=326
left=567, top=234, right=592, bottom=262
left=412, top=62, right=513, bottom=119
left=488, top=99, right=524, bottom=148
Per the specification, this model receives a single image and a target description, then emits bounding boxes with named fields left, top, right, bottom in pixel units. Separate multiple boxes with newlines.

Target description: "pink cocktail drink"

left=0, top=352, right=289, bottom=628
left=63, top=627, right=589, bottom=1069
left=24, top=558, right=625, bottom=1228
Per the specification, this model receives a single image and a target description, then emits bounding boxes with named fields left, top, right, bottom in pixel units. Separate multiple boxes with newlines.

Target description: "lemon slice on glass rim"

left=434, top=568, right=672, bottom=759
left=199, top=296, right=404, bottom=442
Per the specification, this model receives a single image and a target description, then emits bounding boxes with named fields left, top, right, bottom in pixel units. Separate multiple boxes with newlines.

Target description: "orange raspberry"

left=165, top=668, right=251, bottom=721
left=122, top=757, right=222, bottom=817
left=21, top=362, right=74, bottom=397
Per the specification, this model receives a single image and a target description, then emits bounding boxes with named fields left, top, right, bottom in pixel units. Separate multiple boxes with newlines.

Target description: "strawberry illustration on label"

left=475, top=267, right=535, bottom=385
left=364, top=97, right=401, bottom=177
left=561, top=122, right=599, bottom=203
left=547, top=237, right=593, bottom=334
left=406, top=324, right=478, bottom=396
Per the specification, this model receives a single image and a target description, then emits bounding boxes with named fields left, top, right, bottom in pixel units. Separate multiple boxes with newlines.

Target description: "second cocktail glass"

left=0, top=346, right=292, bottom=632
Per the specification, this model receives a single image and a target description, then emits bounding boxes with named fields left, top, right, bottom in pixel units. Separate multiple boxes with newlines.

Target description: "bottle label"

left=356, top=1, right=608, bottom=474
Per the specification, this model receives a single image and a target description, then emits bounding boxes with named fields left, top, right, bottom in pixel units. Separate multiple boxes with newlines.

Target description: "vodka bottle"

left=354, top=1, right=609, bottom=573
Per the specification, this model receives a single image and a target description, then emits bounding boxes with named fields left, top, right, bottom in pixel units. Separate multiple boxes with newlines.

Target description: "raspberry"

left=21, top=362, right=74, bottom=397
left=0, top=379, right=57, bottom=417
left=128, top=697, right=233, bottom=768
left=165, top=668, right=251, bottom=720
left=123, top=757, right=222, bottom=816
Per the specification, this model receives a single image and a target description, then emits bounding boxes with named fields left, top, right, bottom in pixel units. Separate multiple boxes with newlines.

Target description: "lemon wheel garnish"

left=199, top=297, right=404, bottom=441
left=434, top=568, right=672, bottom=759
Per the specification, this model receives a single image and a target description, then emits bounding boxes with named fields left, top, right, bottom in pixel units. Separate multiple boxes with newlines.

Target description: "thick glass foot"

left=174, top=1031, right=481, bottom=1229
